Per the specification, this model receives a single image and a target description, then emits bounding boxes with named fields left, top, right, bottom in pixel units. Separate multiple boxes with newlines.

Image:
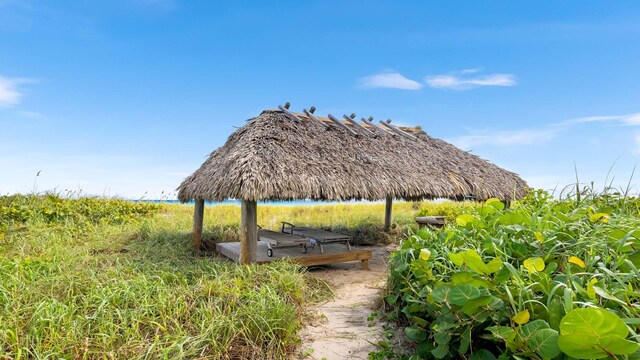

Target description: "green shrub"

left=385, top=191, right=640, bottom=359
left=416, top=201, right=479, bottom=221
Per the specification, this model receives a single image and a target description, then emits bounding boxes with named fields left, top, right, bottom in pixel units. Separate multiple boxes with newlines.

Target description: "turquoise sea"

left=133, top=199, right=385, bottom=207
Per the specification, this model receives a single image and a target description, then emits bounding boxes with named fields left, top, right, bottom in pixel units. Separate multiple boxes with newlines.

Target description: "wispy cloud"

left=448, top=128, right=559, bottom=150
left=359, top=70, right=423, bottom=90
left=425, top=69, right=516, bottom=90
left=556, top=113, right=640, bottom=127
left=0, top=76, right=34, bottom=107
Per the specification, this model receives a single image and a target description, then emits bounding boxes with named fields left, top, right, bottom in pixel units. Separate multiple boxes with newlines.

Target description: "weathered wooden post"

left=384, top=196, right=393, bottom=232
left=239, top=200, right=257, bottom=264
left=192, top=198, right=205, bottom=251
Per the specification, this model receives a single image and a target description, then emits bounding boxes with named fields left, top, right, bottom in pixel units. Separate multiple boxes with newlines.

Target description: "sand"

left=298, top=245, right=396, bottom=360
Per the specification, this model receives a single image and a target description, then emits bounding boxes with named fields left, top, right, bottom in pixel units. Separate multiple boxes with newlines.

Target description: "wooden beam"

left=384, top=196, right=393, bottom=232
left=303, top=108, right=329, bottom=127
left=362, top=118, right=389, bottom=136
left=192, top=198, right=205, bottom=251
left=343, top=114, right=374, bottom=135
left=327, top=114, right=358, bottom=136
left=239, top=200, right=258, bottom=264
left=278, top=105, right=303, bottom=121
left=380, top=121, right=417, bottom=140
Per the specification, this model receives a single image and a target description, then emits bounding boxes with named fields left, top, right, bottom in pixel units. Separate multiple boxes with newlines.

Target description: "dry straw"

left=178, top=109, right=528, bottom=202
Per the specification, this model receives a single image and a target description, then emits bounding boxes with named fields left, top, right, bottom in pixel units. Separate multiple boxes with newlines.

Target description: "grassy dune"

left=0, top=195, right=468, bottom=358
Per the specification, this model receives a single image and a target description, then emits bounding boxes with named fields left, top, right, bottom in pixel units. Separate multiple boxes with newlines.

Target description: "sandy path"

left=298, top=246, right=394, bottom=360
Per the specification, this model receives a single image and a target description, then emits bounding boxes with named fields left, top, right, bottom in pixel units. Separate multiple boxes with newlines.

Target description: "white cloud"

left=448, top=128, right=557, bottom=150
left=425, top=70, right=516, bottom=90
left=359, top=71, right=423, bottom=90
left=0, top=76, right=32, bottom=107
left=558, top=113, right=640, bottom=127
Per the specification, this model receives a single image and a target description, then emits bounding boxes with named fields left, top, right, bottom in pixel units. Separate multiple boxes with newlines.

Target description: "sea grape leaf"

left=586, top=278, right=598, bottom=300
left=431, top=344, right=449, bottom=359
left=419, top=248, right=431, bottom=261
left=523, top=257, right=545, bottom=272
left=449, top=284, right=482, bottom=306
left=534, top=231, right=544, bottom=242
left=456, top=214, right=476, bottom=226
left=462, top=295, right=493, bottom=315
left=486, top=257, right=503, bottom=273
left=431, top=285, right=453, bottom=304
left=568, top=256, right=586, bottom=269
left=589, top=212, right=610, bottom=223
left=451, top=271, right=493, bottom=288
left=486, top=198, right=505, bottom=210
left=434, top=331, right=451, bottom=345
left=558, top=308, right=639, bottom=359
left=405, top=325, right=427, bottom=341
left=526, top=328, right=561, bottom=359
left=459, top=326, right=472, bottom=354
left=513, top=310, right=530, bottom=325
left=449, top=250, right=501, bottom=275
left=469, top=349, right=497, bottom=360
left=487, top=326, right=516, bottom=342
left=547, top=297, right=564, bottom=330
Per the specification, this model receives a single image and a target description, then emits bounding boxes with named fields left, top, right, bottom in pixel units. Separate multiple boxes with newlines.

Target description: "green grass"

left=1, top=195, right=469, bottom=359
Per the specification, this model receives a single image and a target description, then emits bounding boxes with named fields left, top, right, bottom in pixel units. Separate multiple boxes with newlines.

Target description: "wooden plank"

left=384, top=196, right=392, bottom=232
left=239, top=200, right=257, bottom=264
left=216, top=242, right=371, bottom=269
left=192, top=198, right=205, bottom=251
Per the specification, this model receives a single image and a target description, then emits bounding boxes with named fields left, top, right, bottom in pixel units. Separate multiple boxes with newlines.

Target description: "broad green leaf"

left=431, top=285, right=453, bottom=304
left=449, top=250, right=501, bottom=275
left=469, top=349, right=497, bottom=360
left=434, top=332, right=451, bottom=345
left=451, top=271, right=492, bottom=288
left=456, top=214, right=476, bottom=226
left=449, top=284, right=483, bottom=306
left=527, top=328, right=561, bottom=359
left=586, top=278, right=598, bottom=300
left=405, top=325, right=427, bottom=341
left=523, top=257, right=545, bottom=272
left=462, top=295, right=493, bottom=315
left=459, top=326, right=472, bottom=354
left=486, top=257, right=503, bottom=273
left=534, top=231, right=544, bottom=242
left=419, top=248, right=431, bottom=261
left=589, top=212, right=610, bottom=223
left=568, top=256, right=586, bottom=269
left=558, top=308, right=639, bottom=359
left=486, top=198, right=505, bottom=210
left=513, top=310, right=530, bottom=325
left=487, top=326, right=516, bottom=342
left=431, top=344, right=449, bottom=359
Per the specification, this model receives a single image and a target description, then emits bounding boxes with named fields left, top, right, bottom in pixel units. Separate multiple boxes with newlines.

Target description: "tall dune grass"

left=0, top=195, right=471, bottom=358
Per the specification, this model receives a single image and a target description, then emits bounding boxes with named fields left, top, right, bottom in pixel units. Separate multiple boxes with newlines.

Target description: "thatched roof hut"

left=178, top=106, right=528, bottom=263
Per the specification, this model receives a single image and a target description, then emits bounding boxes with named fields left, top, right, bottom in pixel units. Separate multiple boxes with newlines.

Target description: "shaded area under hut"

left=177, top=104, right=528, bottom=264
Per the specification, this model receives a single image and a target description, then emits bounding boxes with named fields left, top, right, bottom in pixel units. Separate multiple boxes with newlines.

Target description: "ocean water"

left=133, top=199, right=386, bottom=207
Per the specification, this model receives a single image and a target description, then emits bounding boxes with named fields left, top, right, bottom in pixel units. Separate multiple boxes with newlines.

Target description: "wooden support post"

left=192, top=198, right=205, bottom=251
left=384, top=196, right=393, bottom=232
left=239, top=200, right=258, bottom=264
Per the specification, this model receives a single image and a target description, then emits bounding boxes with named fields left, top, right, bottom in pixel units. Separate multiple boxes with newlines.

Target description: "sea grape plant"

left=385, top=190, right=640, bottom=359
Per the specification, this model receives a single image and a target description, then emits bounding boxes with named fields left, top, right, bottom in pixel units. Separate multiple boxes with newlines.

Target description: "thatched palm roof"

left=177, top=109, right=528, bottom=202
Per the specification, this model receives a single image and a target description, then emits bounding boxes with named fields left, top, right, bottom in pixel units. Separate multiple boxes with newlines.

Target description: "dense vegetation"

left=2, top=194, right=465, bottom=358
left=0, top=195, right=336, bottom=359
left=384, top=190, right=640, bottom=359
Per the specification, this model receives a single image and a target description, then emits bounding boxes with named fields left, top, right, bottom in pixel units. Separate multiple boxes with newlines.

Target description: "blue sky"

left=1, top=1, right=639, bottom=199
